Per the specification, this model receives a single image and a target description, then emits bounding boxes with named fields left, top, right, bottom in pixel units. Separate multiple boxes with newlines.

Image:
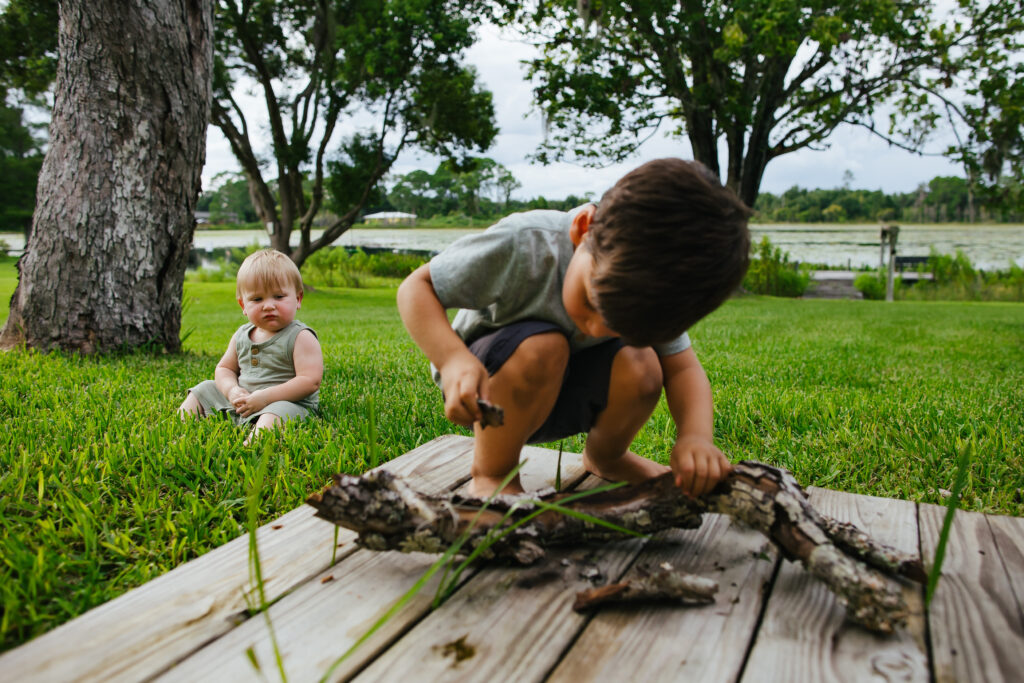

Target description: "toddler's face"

left=562, top=239, right=617, bottom=339
left=238, top=282, right=301, bottom=333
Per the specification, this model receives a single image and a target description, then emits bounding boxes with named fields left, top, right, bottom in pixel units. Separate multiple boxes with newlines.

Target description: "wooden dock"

left=3, top=435, right=1022, bottom=682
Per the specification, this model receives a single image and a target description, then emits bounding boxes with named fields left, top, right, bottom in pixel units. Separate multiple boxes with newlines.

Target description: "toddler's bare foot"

left=242, top=426, right=260, bottom=447
left=582, top=449, right=670, bottom=484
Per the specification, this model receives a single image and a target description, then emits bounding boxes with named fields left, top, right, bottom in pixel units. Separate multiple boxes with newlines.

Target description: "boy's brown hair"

left=589, top=158, right=751, bottom=347
left=236, top=249, right=304, bottom=298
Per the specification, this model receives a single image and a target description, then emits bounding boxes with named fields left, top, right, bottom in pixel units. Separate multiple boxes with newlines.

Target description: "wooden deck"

left=3, top=435, right=1023, bottom=682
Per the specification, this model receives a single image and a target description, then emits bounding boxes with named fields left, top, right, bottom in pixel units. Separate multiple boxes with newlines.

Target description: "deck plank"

left=0, top=434, right=475, bottom=683
left=920, top=504, right=1024, bottom=683
left=741, top=488, right=927, bottom=683
left=986, top=513, right=1024, bottom=617
left=157, top=441, right=586, bottom=683
left=351, top=539, right=645, bottom=683
left=548, top=512, right=778, bottom=682
left=10, top=428, right=1024, bottom=683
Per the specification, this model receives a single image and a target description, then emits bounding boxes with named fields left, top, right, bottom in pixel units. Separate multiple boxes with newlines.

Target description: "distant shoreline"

left=4, top=222, right=1023, bottom=271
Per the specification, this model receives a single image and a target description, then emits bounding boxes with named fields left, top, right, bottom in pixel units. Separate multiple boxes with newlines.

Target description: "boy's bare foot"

left=467, top=474, right=525, bottom=499
left=582, top=449, right=670, bottom=484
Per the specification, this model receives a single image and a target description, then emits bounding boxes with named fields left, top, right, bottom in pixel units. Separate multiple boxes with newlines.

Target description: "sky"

left=200, top=24, right=964, bottom=203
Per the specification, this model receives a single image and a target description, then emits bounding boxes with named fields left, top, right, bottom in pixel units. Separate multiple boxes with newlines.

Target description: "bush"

left=901, top=250, right=1024, bottom=302
left=360, top=251, right=428, bottom=278
left=301, top=247, right=427, bottom=288
left=854, top=273, right=887, bottom=300
left=851, top=250, right=1024, bottom=303
left=743, top=237, right=811, bottom=297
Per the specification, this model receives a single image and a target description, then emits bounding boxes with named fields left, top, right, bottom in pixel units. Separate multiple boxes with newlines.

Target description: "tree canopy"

left=0, top=0, right=57, bottom=233
left=385, top=156, right=521, bottom=217
left=500, top=0, right=1023, bottom=209
left=212, top=0, right=498, bottom=266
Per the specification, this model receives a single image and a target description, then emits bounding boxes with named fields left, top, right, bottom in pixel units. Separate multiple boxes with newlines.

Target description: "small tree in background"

left=212, top=0, right=498, bottom=267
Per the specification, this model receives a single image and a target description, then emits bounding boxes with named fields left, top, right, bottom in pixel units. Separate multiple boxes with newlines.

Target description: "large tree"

left=500, top=1, right=1022, bottom=208
left=0, top=0, right=213, bottom=353
left=212, top=0, right=497, bottom=267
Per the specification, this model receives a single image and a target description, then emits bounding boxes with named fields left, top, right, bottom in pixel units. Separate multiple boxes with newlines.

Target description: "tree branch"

left=307, top=460, right=924, bottom=634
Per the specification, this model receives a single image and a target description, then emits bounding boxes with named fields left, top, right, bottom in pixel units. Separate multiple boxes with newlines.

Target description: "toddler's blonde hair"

left=236, top=249, right=304, bottom=298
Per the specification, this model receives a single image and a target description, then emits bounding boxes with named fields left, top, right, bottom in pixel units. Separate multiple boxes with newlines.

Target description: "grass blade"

left=926, top=439, right=974, bottom=606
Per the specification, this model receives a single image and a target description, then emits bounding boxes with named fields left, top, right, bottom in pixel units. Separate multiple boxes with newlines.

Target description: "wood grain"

left=985, top=513, right=1024, bottom=624
left=741, top=488, right=927, bottom=683
left=156, top=440, right=586, bottom=683
left=549, top=512, right=778, bottom=682
left=0, top=435, right=474, bottom=683
left=921, top=504, right=1024, bottom=683
left=352, top=540, right=645, bottom=683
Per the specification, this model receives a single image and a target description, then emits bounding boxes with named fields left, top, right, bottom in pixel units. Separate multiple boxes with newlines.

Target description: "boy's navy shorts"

left=466, top=320, right=624, bottom=444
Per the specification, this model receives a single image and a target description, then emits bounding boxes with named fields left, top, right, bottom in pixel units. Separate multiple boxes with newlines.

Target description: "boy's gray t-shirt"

left=428, top=207, right=690, bottom=379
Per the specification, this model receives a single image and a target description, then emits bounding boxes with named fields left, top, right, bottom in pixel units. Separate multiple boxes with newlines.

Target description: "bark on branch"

left=306, top=461, right=923, bottom=634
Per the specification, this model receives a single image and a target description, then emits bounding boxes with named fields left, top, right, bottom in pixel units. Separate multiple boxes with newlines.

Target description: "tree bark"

left=0, top=0, right=213, bottom=353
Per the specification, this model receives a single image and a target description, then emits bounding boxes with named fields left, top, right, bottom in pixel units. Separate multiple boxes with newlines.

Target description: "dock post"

left=880, top=225, right=900, bottom=302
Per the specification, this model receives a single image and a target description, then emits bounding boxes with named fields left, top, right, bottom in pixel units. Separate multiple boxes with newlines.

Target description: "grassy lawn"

left=1, top=257, right=1022, bottom=652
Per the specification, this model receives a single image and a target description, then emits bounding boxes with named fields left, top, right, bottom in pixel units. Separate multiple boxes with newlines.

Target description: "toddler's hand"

left=671, top=435, right=732, bottom=497
left=438, top=352, right=489, bottom=427
left=232, top=388, right=269, bottom=417
left=227, top=385, right=250, bottom=404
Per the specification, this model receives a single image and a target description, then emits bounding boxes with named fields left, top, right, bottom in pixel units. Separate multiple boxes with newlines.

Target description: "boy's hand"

left=438, top=352, right=489, bottom=427
left=671, top=435, right=732, bottom=497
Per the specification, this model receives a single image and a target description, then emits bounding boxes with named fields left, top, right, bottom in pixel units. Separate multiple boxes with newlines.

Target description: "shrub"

left=743, top=237, right=811, bottom=297
left=901, top=250, right=1024, bottom=302
left=854, top=273, right=886, bottom=300
left=360, top=251, right=428, bottom=278
left=301, top=247, right=427, bottom=288
left=302, top=247, right=367, bottom=288
left=852, top=250, right=1024, bottom=303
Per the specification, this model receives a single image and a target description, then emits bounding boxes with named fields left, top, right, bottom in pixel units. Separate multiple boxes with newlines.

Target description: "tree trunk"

left=0, top=0, right=213, bottom=353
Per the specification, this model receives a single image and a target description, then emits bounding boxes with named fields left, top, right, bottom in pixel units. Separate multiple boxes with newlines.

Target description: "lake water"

left=4, top=222, right=1023, bottom=270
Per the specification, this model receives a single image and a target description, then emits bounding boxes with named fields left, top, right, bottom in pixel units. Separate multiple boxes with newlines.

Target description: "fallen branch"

left=306, top=460, right=923, bottom=633
left=573, top=564, right=718, bottom=611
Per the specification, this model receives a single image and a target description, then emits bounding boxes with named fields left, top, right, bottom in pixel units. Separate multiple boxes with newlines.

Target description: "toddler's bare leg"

left=583, top=346, right=669, bottom=483
left=470, top=332, right=569, bottom=497
left=177, top=392, right=205, bottom=420
left=244, top=412, right=283, bottom=445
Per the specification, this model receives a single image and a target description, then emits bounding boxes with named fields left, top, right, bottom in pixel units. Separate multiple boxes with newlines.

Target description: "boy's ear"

left=297, top=290, right=303, bottom=307
left=569, top=204, right=597, bottom=246
left=237, top=297, right=244, bottom=310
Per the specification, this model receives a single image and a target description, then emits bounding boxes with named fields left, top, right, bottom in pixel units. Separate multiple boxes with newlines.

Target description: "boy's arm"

left=214, top=333, right=245, bottom=401
left=231, top=330, right=324, bottom=417
left=660, top=347, right=732, bottom=497
left=396, top=263, right=487, bottom=426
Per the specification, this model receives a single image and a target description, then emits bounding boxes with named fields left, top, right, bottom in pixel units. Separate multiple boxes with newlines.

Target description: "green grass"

left=0, top=258, right=1022, bottom=652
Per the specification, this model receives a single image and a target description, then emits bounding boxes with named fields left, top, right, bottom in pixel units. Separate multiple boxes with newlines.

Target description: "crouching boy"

left=397, top=158, right=750, bottom=497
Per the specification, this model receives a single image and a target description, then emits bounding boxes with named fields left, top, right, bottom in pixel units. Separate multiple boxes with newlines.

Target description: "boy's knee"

left=614, top=346, right=663, bottom=401
left=504, top=332, right=569, bottom=388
